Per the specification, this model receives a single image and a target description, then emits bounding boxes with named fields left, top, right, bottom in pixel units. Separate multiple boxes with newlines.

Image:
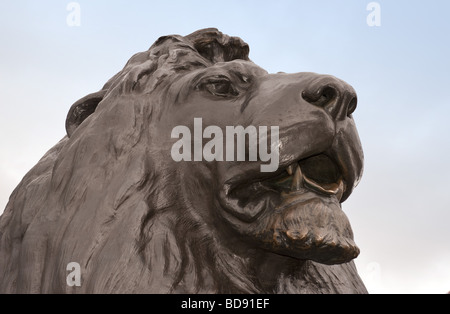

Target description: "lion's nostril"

left=321, top=86, right=338, bottom=106
left=302, top=79, right=358, bottom=120
left=347, top=97, right=357, bottom=117
left=302, top=85, right=338, bottom=108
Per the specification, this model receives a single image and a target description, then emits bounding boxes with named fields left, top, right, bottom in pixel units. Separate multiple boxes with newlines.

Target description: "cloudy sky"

left=1, top=0, right=449, bottom=294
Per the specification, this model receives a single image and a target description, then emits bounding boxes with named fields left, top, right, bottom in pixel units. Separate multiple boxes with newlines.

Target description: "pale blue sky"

left=1, top=0, right=449, bottom=294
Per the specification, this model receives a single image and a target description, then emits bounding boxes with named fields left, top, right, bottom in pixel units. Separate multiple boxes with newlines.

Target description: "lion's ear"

left=65, top=90, right=107, bottom=137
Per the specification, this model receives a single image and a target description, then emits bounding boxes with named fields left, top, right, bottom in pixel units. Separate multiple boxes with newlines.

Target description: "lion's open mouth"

left=220, top=153, right=359, bottom=265
left=268, top=154, right=346, bottom=202
left=221, top=153, right=349, bottom=223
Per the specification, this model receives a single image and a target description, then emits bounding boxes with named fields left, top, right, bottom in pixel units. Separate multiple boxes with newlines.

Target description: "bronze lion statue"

left=0, top=28, right=367, bottom=294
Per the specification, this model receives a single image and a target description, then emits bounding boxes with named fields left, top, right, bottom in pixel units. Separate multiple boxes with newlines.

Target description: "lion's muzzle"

left=302, top=75, right=358, bottom=122
left=215, top=72, right=364, bottom=265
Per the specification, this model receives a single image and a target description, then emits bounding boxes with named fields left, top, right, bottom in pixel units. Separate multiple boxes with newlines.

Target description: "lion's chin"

left=258, top=191, right=360, bottom=265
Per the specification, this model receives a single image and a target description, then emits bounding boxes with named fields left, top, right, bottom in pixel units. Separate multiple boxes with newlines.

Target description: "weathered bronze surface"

left=0, top=29, right=366, bottom=294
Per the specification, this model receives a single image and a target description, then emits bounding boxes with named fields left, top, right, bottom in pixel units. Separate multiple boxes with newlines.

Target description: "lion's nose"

left=301, top=76, right=358, bottom=120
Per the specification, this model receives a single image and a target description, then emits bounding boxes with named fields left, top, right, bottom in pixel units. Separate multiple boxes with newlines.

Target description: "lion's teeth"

left=286, top=164, right=296, bottom=176
left=336, top=179, right=345, bottom=202
left=303, top=176, right=345, bottom=198
left=290, top=166, right=304, bottom=191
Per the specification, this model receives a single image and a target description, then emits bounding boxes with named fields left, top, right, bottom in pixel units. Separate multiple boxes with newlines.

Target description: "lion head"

left=0, top=28, right=366, bottom=294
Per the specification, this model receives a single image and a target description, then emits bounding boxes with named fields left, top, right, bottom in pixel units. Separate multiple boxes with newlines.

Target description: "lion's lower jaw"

left=269, top=236, right=360, bottom=266
left=246, top=194, right=359, bottom=266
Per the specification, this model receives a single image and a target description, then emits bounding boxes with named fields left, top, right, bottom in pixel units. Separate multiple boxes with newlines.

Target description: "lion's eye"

left=199, top=77, right=239, bottom=98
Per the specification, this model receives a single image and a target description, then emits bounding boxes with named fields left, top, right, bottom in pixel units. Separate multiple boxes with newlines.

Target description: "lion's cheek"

left=218, top=188, right=280, bottom=224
